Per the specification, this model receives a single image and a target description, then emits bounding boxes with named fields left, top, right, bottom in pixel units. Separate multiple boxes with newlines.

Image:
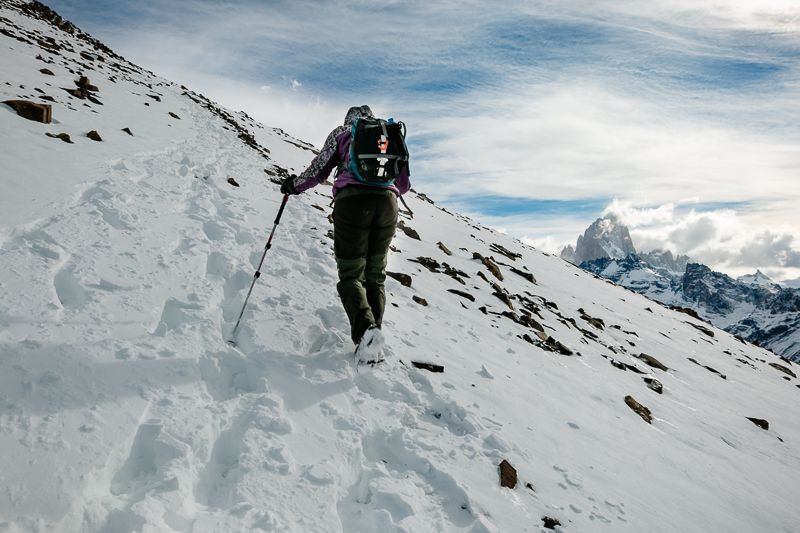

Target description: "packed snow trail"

left=2, top=3, right=800, bottom=531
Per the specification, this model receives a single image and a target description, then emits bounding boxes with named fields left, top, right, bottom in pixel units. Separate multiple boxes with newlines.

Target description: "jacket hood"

left=344, top=105, right=374, bottom=126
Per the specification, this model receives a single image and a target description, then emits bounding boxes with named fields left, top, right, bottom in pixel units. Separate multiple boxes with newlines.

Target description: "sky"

left=46, top=0, right=800, bottom=281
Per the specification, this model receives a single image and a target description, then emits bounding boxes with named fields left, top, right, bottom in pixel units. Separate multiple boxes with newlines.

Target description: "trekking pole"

left=228, top=193, right=290, bottom=345
left=399, top=195, right=414, bottom=218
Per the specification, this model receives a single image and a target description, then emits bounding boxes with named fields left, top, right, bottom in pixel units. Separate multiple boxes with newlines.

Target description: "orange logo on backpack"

left=378, top=135, right=389, bottom=153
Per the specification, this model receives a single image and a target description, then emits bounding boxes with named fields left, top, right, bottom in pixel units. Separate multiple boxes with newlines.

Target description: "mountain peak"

left=561, top=214, right=636, bottom=265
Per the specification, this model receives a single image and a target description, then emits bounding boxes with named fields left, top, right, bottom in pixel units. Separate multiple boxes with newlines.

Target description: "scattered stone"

left=525, top=482, right=535, bottom=492
left=39, top=68, right=54, bottom=76
left=45, top=132, right=72, bottom=143
left=687, top=358, right=726, bottom=379
left=387, top=272, right=412, bottom=287
left=409, top=256, right=440, bottom=273
left=411, top=361, right=443, bottom=373
left=685, top=321, right=715, bottom=337
left=121, top=127, right=133, bottom=136
left=412, top=295, right=428, bottom=306
left=578, top=308, right=605, bottom=330
left=86, top=130, right=102, bottom=141
left=746, top=417, right=769, bottom=431
left=3, top=100, right=52, bottom=123
left=637, top=353, right=668, bottom=371
left=644, top=377, right=663, bottom=394
left=227, top=177, right=240, bottom=187
left=645, top=307, right=653, bottom=313
left=510, top=266, right=536, bottom=284
left=437, top=241, right=452, bottom=256
left=168, top=111, right=181, bottom=120
left=542, top=516, right=562, bottom=530
left=74, top=75, right=98, bottom=92
left=625, top=395, right=653, bottom=423
left=490, top=243, right=521, bottom=261
left=769, top=362, right=796, bottom=378
left=447, top=289, right=475, bottom=302
left=499, top=459, right=517, bottom=488
left=544, top=336, right=573, bottom=356
left=397, top=220, right=420, bottom=240
left=146, top=94, right=162, bottom=102
left=473, top=252, right=503, bottom=281
left=491, top=283, right=514, bottom=310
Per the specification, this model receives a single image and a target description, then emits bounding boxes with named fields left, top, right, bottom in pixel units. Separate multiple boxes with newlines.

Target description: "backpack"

left=347, top=117, right=409, bottom=187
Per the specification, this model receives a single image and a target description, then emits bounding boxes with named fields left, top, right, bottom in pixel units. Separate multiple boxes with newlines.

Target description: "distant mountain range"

left=561, top=216, right=800, bottom=362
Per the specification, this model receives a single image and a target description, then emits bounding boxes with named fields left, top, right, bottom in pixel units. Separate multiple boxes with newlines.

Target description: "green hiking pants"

left=333, top=188, right=398, bottom=343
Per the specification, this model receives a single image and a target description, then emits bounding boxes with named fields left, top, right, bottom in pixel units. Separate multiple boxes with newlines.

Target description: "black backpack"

left=347, top=117, right=409, bottom=186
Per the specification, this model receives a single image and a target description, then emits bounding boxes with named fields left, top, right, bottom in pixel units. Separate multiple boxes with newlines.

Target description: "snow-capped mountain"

left=559, top=213, right=636, bottom=265
left=2, top=2, right=799, bottom=532
left=565, top=217, right=800, bottom=362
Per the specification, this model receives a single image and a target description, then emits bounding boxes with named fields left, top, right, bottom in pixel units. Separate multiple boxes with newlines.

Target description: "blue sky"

left=47, top=0, right=800, bottom=279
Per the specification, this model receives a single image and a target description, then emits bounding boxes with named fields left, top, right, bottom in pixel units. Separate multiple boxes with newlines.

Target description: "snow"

left=1, top=3, right=800, bottom=532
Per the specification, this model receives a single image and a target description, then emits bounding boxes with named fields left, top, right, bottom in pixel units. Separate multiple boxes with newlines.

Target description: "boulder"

left=746, top=417, right=769, bottom=430
left=45, top=132, right=72, bottom=143
left=637, top=353, right=668, bottom=371
left=643, top=377, right=663, bottom=394
left=437, top=241, right=452, bottom=256
left=447, top=289, right=475, bottom=302
left=39, top=68, right=54, bottom=75
left=168, top=111, right=181, bottom=120
left=227, top=177, right=240, bottom=187
left=498, top=459, right=517, bottom=488
left=397, top=220, right=420, bottom=240
left=411, top=361, right=444, bottom=373
left=412, top=295, right=428, bottom=306
left=542, top=517, right=562, bottom=530
left=624, top=395, right=653, bottom=423
left=387, top=271, right=412, bottom=287
left=3, top=100, right=52, bottom=123
left=86, top=130, right=102, bottom=141
left=121, top=127, right=133, bottom=136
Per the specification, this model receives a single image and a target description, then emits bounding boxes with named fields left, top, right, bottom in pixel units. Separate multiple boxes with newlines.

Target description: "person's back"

left=281, top=105, right=411, bottom=363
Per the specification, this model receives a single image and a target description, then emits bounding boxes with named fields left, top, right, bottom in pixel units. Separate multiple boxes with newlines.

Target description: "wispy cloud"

left=47, top=0, right=800, bottom=278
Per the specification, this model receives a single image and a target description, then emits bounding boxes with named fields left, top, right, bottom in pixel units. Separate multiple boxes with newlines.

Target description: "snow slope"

left=1, top=2, right=799, bottom=532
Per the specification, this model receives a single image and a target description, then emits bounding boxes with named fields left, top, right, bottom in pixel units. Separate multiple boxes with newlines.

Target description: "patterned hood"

left=344, top=105, right=374, bottom=127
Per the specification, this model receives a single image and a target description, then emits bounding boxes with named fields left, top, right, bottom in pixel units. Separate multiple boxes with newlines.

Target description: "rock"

left=409, top=256, right=440, bottom=273
left=637, top=353, right=668, bottom=371
left=670, top=305, right=704, bottom=321
left=45, top=132, right=72, bottom=143
left=498, top=459, right=517, bottom=488
left=525, top=482, right=535, bottom=492
left=545, top=336, right=573, bottom=355
left=685, top=321, right=715, bottom=337
left=168, top=111, right=181, bottom=120
left=39, top=68, right=54, bottom=75
left=146, top=94, right=162, bottom=102
left=86, top=130, right=102, bottom=142
left=542, top=516, right=562, bottom=529
left=768, top=362, right=796, bottom=378
left=121, top=127, right=133, bottom=136
left=687, top=358, right=726, bottom=379
left=625, top=395, right=653, bottom=423
left=644, top=377, right=663, bottom=394
left=397, top=220, right=420, bottom=240
left=578, top=308, right=605, bottom=329
left=437, top=241, right=452, bottom=256
left=490, top=243, right=521, bottom=261
left=3, top=100, right=52, bottom=123
left=510, top=266, right=536, bottom=284
left=746, top=417, right=769, bottom=430
left=412, top=295, right=428, bottom=306
left=387, top=271, right=412, bottom=287
left=447, top=289, right=475, bottom=302
left=74, top=76, right=98, bottom=92
left=411, top=361, right=444, bottom=373
left=473, top=252, right=503, bottom=281
left=227, top=177, right=240, bottom=187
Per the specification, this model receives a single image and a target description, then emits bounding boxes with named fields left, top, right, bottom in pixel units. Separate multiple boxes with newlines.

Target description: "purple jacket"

left=291, top=105, right=411, bottom=197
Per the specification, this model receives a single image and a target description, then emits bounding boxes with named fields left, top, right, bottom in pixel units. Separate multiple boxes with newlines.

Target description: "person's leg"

left=365, top=194, right=398, bottom=327
left=334, top=195, right=376, bottom=343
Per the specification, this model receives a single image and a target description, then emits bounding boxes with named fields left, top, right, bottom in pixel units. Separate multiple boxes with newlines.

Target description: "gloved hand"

left=280, top=175, right=299, bottom=195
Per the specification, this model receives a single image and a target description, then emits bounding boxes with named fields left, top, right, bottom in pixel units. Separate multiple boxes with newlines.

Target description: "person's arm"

left=284, top=128, right=342, bottom=194
left=394, top=163, right=411, bottom=196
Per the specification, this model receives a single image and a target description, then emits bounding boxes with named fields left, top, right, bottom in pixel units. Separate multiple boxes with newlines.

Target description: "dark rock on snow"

left=226, top=177, right=240, bottom=187
left=397, top=220, right=420, bottom=240
left=45, top=132, right=72, bottom=143
left=86, top=130, right=102, bottom=141
left=542, top=516, right=562, bottom=529
left=746, top=417, right=769, bottom=431
left=644, top=377, right=663, bottom=394
left=386, top=271, right=412, bottom=287
left=498, top=459, right=517, bottom=488
left=412, top=295, right=428, bottom=306
left=411, top=361, right=444, bottom=373
left=3, top=100, right=52, bottom=123
left=625, top=395, right=653, bottom=423
left=121, top=127, right=133, bottom=136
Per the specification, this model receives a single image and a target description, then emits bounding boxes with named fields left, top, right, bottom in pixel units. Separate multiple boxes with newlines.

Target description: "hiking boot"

left=354, top=325, right=385, bottom=365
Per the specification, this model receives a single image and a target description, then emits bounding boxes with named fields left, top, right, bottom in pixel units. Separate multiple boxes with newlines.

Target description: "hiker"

left=281, top=105, right=410, bottom=362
